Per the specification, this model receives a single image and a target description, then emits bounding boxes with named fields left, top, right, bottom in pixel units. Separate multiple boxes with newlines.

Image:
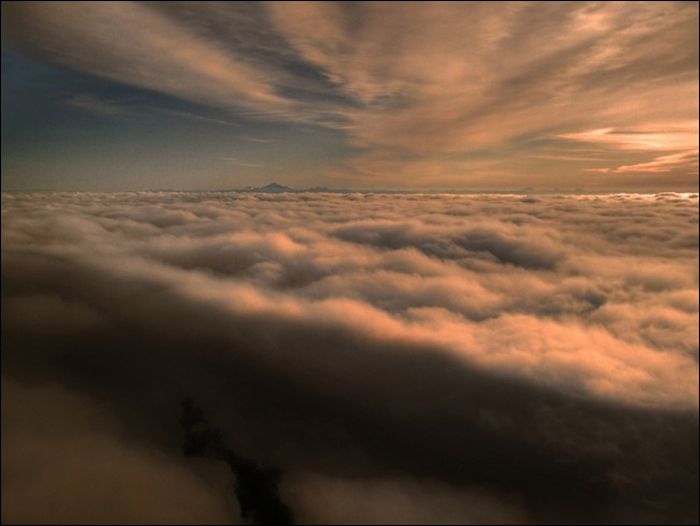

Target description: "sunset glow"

left=2, top=2, right=698, bottom=524
left=2, top=1, right=698, bottom=191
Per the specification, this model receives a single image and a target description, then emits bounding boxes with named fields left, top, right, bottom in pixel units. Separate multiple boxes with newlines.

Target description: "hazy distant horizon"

left=3, top=185, right=699, bottom=195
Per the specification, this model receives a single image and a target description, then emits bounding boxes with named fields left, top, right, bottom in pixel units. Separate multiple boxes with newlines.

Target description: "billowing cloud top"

left=2, top=191, right=698, bottom=523
left=2, top=1, right=698, bottom=190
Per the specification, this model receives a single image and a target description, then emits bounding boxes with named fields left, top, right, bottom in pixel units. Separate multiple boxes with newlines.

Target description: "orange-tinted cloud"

left=3, top=1, right=697, bottom=188
left=2, top=191, right=698, bottom=522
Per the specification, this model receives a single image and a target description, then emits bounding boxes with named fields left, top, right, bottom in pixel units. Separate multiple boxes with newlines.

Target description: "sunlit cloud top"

left=2, top=1, right=698, bottom=190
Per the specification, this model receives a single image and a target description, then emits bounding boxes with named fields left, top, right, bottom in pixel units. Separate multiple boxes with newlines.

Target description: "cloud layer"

left=2, top=191, right=698, bottom=523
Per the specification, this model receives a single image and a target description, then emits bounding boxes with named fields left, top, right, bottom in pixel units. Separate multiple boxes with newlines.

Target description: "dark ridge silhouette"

left=258, top=182, right=293, bottom=192
left=180, top=399, right=295, bottom=525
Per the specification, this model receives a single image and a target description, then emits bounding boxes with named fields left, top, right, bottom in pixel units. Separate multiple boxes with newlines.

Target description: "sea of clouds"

left=2, top=191, right=698, bottom=523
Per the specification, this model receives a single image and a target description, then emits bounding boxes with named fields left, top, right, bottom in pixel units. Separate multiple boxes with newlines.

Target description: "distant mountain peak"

left=258, top=182, right=292, bottom=192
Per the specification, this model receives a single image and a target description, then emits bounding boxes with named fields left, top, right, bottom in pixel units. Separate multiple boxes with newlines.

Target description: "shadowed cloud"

left=2, top=191, right=697, bottom=523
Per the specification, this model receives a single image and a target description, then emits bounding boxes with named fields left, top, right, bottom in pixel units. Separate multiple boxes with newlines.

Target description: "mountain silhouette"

left=258, top=182, right=292, bottom=192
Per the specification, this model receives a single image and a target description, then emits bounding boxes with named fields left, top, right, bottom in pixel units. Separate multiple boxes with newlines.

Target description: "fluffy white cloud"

left=4, top=191, right=696, bottom=408
left=2, top=191, right=698, bottom=523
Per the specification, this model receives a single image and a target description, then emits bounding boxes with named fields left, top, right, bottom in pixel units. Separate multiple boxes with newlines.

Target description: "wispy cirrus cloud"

left=558, top=123, right=699, bottom=152
left=614, top=149, right=699, bottom=174
left=64, top=93, right=128, bottom=116
left=2, top=1, right=698, bottom=189
left=561, top=124, right=699, bottom=176
left=2, top=2, right=293, bottom=114
left=221, top=156, right=261, bottom=168
left=265, top=1, right=698, bottom=186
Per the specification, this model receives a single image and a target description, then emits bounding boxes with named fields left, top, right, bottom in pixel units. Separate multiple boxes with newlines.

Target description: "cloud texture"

left=2, top=191, right=698, bottom=523
left=2, top=1, right=697, bottom=189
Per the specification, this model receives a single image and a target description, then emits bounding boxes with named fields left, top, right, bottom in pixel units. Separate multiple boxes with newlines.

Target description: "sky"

left=1, top=1, right=698, bottom=191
